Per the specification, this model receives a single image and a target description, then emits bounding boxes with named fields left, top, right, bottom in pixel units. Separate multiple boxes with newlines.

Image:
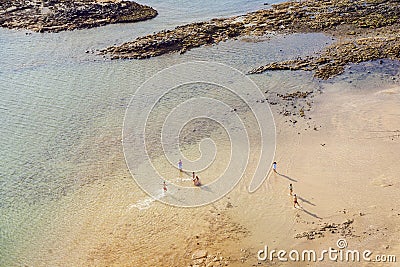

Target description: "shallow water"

left=1, top=0, right=398, bottom=265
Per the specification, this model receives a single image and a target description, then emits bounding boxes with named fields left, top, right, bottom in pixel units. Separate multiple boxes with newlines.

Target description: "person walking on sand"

left=193, top=176, right=201, bottom=186
left=272, top=161, right=277, bottom=173
left=178, top=159, right=183, bottom=172
left=163, top=181, right=167, bottom=192
left=192, top=172, right=199, bottom=185
left=289, top=183, right=293, bottom=196
left=293, top=194, right=301, bottom=208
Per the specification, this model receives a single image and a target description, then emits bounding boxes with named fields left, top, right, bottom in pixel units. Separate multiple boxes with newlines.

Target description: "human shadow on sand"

left=199, top=184, right=212, bottom=192
left=298, top=196, right=316, bottom=206
left=296, top=206, right=322, bottom=219
left=276, top=171, right=298, bottom=182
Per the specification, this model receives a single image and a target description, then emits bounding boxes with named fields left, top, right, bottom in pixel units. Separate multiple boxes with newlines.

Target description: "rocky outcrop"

left=102, top=20, right=245, bottom=59
left=0, top=0, right=157, bottom=33
left=249, top=35, right=400, bottom=79
left=102, top=0, right=400, bottom=79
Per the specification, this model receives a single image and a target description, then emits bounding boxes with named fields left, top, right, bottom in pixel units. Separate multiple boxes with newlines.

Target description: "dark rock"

left=0, top=0, right=158, bottom=32
left=100, top=0, right=400, bottom=80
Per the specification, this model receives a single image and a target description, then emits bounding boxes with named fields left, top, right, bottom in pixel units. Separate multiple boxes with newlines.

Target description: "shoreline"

left=0, top=0, right=157, bottom=33
left=12, top=71, right=400, bottom=266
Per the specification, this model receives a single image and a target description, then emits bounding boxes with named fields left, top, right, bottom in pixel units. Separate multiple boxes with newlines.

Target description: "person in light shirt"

left=178, top=159, right=183, bottom=172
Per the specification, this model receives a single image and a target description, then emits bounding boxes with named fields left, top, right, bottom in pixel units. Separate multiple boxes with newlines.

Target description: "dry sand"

left=233, top=80, right=400, bottom=266
left=20, top=78, right=400, bottom=266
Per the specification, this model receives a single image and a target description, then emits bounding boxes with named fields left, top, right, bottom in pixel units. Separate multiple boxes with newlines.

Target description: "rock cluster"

left=294, top=219, right=354, bottom=240
left=277, top=90, right=313, bottom=101
left=250, top=35, right=400, bottom=79
left=0, top=0, right=157, bottom=32
left=266, top=89, right=318, bottom=129
left=102, top=0, right=400, bottom=79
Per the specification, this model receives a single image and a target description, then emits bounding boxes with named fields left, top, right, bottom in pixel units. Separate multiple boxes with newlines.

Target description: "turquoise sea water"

left=2, top=0, right=398, bottom=265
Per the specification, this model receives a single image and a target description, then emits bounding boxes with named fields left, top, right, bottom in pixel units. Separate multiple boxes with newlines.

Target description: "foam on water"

left=128, top=190, right=170, bottom=211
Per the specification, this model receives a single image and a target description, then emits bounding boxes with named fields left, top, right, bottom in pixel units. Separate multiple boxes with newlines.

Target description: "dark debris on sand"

left=295, top=219, right=355, bottom=240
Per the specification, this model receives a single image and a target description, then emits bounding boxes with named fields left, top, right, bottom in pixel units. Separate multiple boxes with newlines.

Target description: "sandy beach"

left=13, top=71, right=399, bottom=266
